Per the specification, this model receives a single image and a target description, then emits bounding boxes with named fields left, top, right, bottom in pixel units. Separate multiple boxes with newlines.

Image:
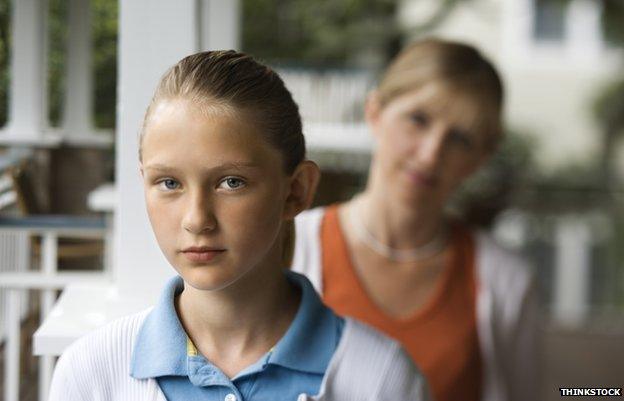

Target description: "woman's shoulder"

left=292, top=205, right=332, bottom=291
left=321, top=318, right=431, bottom=400
left=48, top=309, right=153, bottom=400
left=295, top=205, right=328, bottom=229
left=473, top=228, right=533, bottom=288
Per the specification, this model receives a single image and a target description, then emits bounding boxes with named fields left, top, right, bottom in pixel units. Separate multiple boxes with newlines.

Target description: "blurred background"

left=0, top=0, right=622, bottom=400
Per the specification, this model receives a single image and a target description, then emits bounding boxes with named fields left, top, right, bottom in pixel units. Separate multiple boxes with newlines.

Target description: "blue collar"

left=130, top=270, right=341, bottom=379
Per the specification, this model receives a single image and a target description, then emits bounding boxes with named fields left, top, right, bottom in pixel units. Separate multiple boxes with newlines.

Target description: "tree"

left=0, top=0, right=117, bottom=129
left=595, top=0, right=624, bottom=188
left=242, top=0, right=467, bottom=67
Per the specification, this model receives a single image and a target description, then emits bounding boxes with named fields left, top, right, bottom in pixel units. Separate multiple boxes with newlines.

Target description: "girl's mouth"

left=181, top=246, right=225, bottom=263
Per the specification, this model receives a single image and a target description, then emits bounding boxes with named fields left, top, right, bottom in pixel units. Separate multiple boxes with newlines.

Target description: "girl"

left=47, top=51, right=430, bottom=401
left=292, top=39, right=538, bottom=401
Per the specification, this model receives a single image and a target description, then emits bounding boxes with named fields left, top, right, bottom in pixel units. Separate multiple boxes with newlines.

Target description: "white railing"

left=279, top=68, right=375, bottom=168
left=0, top=231, right=30, bottom=341
left=279, top=68, right=373, bottom=124
left=0, top=158, right=32, bottom=345
left=0, top=216, right=110, bottom=401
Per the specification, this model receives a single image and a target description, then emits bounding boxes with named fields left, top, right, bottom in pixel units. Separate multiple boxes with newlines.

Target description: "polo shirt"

left=130, top=271, right=344, bottom=401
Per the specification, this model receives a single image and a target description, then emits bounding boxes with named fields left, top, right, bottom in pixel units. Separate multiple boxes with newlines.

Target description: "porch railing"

left=0, top=215, right=110, bottom=401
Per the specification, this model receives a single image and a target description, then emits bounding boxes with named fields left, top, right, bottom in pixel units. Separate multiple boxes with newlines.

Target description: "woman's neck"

left=176, top=257, right=299, bottom=377
left=355, top=184, right=445, bottom=251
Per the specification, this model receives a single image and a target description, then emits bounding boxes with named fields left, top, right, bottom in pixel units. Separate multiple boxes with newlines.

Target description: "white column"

left=566, top=0, right=602, bottom=62
left=501, top=0, right=534, bottom=64
left=201, top=0, right=240, bottom=51
left=115, top=0, right=201, bottom=299
left=38, top=233, right=58, bottom=401
left=3, top=0, right=46, bottom=140
left=63, top=0, right=93, bottom=138
left=553, top=217, right=592, bottom=327
left=4, top=289, right=21, bottom=401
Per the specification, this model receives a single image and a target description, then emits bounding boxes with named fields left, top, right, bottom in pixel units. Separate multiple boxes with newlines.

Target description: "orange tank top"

left=320, top=205, right=481, bottom=401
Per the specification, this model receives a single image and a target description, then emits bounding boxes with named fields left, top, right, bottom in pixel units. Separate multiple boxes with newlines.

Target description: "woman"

left=292, top=39, right=538, bottom=401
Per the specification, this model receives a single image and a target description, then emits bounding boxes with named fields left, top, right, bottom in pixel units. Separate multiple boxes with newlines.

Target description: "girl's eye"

left=409, top=111, right=430, bottom=127
left=219, top=177, right=246, bottom=190
left=158, top=179, right=180, bottom=190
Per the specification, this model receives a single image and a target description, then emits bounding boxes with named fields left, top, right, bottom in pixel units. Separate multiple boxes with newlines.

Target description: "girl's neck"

left=176, top=257, right=299, bottom=377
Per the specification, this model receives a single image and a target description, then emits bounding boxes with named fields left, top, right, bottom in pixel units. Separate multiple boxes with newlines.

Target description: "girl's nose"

left=182, top=191, right=217, bottom=234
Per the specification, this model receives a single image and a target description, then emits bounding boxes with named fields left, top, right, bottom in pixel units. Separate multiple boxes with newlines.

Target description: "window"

left=533, top=0, right=569, bottom=42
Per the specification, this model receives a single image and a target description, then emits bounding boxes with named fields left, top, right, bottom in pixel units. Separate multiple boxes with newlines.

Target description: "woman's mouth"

left=404, top=169, right=437, bottom=188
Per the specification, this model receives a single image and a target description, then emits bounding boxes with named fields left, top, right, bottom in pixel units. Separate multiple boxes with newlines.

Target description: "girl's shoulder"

left=48, top=308, right=156, bottom=401
left=319, top=318, right=431, bottom=400
left=63, top=308, right=151, bottom=361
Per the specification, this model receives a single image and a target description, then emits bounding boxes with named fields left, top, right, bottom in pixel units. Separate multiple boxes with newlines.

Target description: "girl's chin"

left=178, top=269, right=244, bottom=292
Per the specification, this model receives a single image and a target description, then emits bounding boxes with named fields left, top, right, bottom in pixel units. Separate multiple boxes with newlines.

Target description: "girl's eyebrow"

left=143, top=162, right=261, bottom=173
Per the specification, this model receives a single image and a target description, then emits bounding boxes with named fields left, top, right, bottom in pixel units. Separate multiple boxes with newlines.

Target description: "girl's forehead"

left=142, top=100, right=277, bottom=161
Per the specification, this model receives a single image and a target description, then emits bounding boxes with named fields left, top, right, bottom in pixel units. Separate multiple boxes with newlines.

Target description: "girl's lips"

left=181, top=249, right=225, bottom=263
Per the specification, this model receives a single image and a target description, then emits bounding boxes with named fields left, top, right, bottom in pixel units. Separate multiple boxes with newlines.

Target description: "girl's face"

left=141, top=99, right=290, bottom=291
left=367, top=84, right=492, bottom=212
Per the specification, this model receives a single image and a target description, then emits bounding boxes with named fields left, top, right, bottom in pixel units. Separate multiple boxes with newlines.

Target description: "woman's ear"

left=364, top=90, right=382, bottom=133
left=283, top=160, right=321, bottom=220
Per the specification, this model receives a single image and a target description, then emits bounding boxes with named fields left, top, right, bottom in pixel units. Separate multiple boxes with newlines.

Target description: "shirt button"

left=224, top=394, right=237, bottom=401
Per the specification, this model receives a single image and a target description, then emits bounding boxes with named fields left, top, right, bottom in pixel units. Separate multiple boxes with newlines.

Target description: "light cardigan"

left=292, top=207, right=539, bottom=401
left=48, top=308, right=431, bottom=401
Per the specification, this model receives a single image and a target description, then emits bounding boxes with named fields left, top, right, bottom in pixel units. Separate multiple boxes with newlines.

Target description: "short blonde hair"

left=377, top=38, right=504, bottom=151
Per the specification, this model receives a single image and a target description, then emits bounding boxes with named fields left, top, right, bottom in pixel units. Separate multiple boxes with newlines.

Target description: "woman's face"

left=367, top=84, right=492, bottom=211
left=141, top=99, right=289, bottom=291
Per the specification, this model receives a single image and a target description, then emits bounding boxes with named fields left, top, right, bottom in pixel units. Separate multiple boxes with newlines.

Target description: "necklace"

left=350, top=199, right=449, bottom=263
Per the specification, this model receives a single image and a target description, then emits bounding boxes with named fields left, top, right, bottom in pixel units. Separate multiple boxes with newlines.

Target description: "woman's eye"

left=158, top=179, right=180, bottom=190
left=448, top=129, right=474, bottom=149
left=219, top=177, right=246, bottom=190
left=409, top=111, right=430, bottom=127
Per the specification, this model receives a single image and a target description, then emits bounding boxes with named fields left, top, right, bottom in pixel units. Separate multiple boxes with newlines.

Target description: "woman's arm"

left=506, top=278, right=540, bottom=401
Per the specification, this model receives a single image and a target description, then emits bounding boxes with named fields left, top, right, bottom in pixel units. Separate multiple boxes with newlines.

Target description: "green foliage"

left=48, top=0, right=68, bottom=127
left=242, top=0, right=400, bottom=67
left=0, top=0, right=117, bottom=129
left=594, top=78, right=624, bottom=132
left=92, top=0, right=117, bottom=129
left=602, top=0, right=624, bottom=46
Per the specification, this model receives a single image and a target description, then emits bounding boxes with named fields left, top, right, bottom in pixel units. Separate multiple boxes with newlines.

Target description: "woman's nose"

left=182, top=191, right=217, bottom=234
left=416, top=127, right=446, bottom=169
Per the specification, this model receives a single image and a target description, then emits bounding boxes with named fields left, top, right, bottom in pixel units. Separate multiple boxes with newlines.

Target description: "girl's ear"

left=283, top=160, right=321, bottom=220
